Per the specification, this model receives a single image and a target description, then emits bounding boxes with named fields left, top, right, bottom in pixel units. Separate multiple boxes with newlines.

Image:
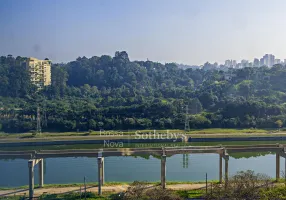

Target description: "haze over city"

left=3, top=1, right=286, bottom=199
left=1, top=0, right=286, bottom=65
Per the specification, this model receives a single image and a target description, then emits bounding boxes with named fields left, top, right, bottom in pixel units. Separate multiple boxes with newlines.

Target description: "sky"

left=1, top=0, right=286, bottom=65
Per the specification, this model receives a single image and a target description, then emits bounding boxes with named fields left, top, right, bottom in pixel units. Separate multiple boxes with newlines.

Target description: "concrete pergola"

left=0, top=144, right=285, bottom=199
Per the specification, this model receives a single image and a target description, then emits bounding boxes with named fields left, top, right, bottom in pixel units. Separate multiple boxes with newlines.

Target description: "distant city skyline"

left=1, top=0, right=286, bottom=65
left=221, top=54, right=284, bottom=68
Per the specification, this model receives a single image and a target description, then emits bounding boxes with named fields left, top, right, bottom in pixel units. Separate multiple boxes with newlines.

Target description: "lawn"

left=0, top=128, right=274, bottom=140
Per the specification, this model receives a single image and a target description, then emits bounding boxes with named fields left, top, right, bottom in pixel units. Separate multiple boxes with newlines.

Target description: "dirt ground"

left=0, top=183, right=206, bottom=197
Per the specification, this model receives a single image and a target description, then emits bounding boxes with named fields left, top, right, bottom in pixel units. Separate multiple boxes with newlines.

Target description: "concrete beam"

left=0, top=145, right=286, bottom=160
left=28, top=160, right=35, bottom=200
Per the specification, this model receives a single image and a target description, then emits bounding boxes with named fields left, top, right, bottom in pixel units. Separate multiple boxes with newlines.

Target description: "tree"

left=2, top=52, right=286, bottom=132
left=51, top=64, right=68, bottom=96
left=275, top=120, right=283, bottom=131
left=88, top=119, right=97, bottom=130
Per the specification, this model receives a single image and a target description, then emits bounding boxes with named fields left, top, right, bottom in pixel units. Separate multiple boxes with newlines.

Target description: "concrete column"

left=161, top=155, right=166, bottom=189
left=219, top=154, right=222, bottom=183
left=101, top=158, right=105, bottom=185
left=224, top=155, right=229, bottom=186
left=276, top=153, right=280, bottom=181
left=39, top=159, right=44, bottom=187
left=28, top=160, right=35, bottom=200
left=98, top=157, right=103, bottom=195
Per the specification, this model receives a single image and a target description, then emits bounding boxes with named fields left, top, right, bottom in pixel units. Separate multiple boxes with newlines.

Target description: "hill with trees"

left=0, top=52, right=286, bottom=133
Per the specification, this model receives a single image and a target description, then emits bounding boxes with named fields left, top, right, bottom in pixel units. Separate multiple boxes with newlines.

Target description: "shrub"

left=123, top=181, right=182, bottom=200
left=260, top=186, right=286, bottom=200
left=206, top=170, right=272, bottom=200
left=30, top=130, right=38, bottom=137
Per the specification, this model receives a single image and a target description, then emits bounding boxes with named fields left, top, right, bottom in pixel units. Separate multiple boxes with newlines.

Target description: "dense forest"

left=0, top=52, right=286, bottom=133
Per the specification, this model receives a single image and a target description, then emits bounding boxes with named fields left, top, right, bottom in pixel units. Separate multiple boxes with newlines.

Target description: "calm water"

left=0, top=141, right=285, bottom=187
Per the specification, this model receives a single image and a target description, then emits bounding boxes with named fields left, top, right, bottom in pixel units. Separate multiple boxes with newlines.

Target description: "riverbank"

left=0, top=128, right=275, bottom=139
left=0, top=128, right=285, bottom=147
left=1, top=133, right=286, bottom=147
left=0, top=182, right=207, bottom=197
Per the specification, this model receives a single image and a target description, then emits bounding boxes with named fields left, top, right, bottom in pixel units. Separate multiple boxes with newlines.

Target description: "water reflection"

left=0, top=152, right=284, bottom=187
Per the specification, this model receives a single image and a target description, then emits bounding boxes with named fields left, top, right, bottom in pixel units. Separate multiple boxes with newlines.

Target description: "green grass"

left=0, top=189, right=206, bottom=200
left=176, top=189, right=204, bottom=198
left=187, top=128, right=268, bottom=134
left=0, top=192, right=113, bottom=200
left=0, top=128, right=277, bottom=140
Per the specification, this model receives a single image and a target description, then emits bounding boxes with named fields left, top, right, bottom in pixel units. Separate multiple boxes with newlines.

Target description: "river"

left=0, top=141, right=285, bottom=187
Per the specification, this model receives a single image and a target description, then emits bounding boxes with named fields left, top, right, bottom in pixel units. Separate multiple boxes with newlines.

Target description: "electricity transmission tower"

left=43, top=98, right=48, bottom=128
left=37, top=106, right=41, bottom=134
left=184, top=105, right=190, bottom=131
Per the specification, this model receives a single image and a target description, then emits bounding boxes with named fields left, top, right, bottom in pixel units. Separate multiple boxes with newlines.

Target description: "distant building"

left=26, top=57, right=51, bottom=89
left=225, top=60, right=231, bottom=67
left=262, top=54, right=275, bottom=67
left=260, top=58, right=264, bottom=66
left=224, top=60, right=236, bottom=68
left=232, top=60, right=237, bottom=68
left=253, top=58, right=259, bottom=67
left=236, top=63, right=243, bottom=68
left=241, top=59, right=249, bottom=67
left=213, top=62, right=218, bottom=68
left=274, top=59, right=281, bottom=64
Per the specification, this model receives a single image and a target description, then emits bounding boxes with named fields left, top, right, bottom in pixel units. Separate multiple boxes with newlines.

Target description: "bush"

left=88, top=129, right=93, bottom=135
left=260, top=186, right=286, bottom=200
left=123, top=181, right=182, bottom=200
left=206, top=170, right=272, bottom=200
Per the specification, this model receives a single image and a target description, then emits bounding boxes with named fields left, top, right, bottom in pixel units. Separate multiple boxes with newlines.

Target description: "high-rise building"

left=253, top=58, right=259, bottom=67
left=225, top=60, right=231, bottom=67
left=225, top=60, right=237, bottom=68
left=241, top=59, right=249, bottom=67
left=232, top=60, right=237, bottom=68
left=260, top=58, right=264, bottom=66
left=270, top=54, right=275, bottom=66
left=262, top=54, right=275, bottom=67
left=26, top=57, right=51, bottom=89
left=274, top=59, right=281, bottom=64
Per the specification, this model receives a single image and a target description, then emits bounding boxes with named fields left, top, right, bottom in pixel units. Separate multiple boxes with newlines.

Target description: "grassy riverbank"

left=1, top=182, right=286, bottom=200
left=0, top=128, right=282, bottom=141
left=0, top=190, right=206, bottom=200
left=0, top=181, right=216, bottom=191
left=0, top=182, right=209, bottom=199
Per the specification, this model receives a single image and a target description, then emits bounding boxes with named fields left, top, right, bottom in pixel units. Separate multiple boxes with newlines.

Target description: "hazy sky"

left=1, top=0, right=286, bottom=65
